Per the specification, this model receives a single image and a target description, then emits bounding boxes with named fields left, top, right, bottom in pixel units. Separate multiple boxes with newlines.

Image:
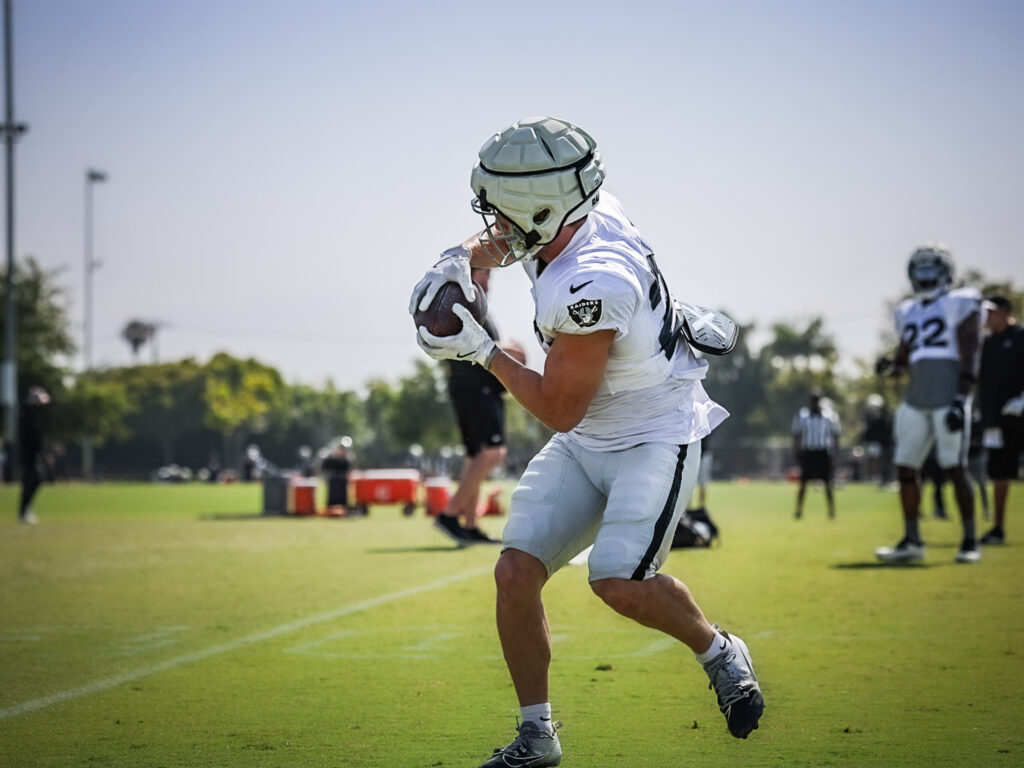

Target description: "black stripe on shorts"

left=631, top=443, right=689, bottom=580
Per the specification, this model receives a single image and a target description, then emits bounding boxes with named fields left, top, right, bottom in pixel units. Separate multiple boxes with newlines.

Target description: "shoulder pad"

left=677, top=301, right=738, bottom=356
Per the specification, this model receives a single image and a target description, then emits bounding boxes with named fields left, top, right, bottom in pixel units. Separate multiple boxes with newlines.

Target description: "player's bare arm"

left=453, top=233, right=499, bottom=270
left=955, top=310, right=982, bottom=397
left=489, top=329, right=615, bottom=433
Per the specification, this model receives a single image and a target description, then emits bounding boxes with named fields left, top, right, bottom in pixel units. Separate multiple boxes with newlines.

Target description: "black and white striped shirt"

left=792, top=407, right=841, bottom=451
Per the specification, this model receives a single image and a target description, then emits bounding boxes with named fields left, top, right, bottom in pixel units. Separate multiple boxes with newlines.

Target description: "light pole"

left=81, top=168, right=106, bottom=480
left=0, top=0, right=27, bottom=483
left=83, top=168, right=106, bottom=370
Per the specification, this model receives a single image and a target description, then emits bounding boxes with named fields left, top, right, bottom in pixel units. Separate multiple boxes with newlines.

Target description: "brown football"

left=413, top=280, right=487, bottom=337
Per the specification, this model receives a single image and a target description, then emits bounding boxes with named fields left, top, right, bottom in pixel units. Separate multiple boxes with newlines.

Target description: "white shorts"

left=501, top=433, right=700, bottom=582
left=893, top=400, right=971, bottom=470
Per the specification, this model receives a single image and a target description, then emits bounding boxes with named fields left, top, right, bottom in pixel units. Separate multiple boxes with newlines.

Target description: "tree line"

left=2, top=258, right=1018, bottom=480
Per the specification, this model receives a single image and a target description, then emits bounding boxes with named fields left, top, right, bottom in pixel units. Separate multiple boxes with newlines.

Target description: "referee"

left=792, top=390, right=841, bottom=519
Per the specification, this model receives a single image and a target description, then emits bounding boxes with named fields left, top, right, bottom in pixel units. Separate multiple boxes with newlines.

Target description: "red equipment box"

left=291, top=478, right=318, bottom=515
left=424, top=476, right=451, bottom=516
left=350, top=469, right=422, bottom=516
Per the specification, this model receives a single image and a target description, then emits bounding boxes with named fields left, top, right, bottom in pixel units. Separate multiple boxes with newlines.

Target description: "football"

left=413, top=280, right=487, bottom=337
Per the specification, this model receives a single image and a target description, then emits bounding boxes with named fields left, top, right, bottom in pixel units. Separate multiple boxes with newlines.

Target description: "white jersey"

left=522, top=191, right=728, bottom=451
left=894, top=287, right=982, bottom=408
left=894, top=287, right=981, bottom=365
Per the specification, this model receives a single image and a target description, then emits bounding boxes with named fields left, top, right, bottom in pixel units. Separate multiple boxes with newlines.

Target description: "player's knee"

left=945, top=465, right=965, bottom=481
left=946, top=465, right=971, bottom=488
left=494, top=549, right=545, bottom=598
left=590, top=577, right=639, bottom=615
left=897, top=466, right=918, bottom=485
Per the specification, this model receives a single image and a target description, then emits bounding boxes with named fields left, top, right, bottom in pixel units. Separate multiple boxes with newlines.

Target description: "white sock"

left=520, top=703, right=553, bottom=734
left=695, top=627, right=729, bottom=664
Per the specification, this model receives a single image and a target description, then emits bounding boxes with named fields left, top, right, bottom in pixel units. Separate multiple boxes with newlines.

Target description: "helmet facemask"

left=908, top=243, right=954, bottom=301
left=472, top=193, right=541, bottom=267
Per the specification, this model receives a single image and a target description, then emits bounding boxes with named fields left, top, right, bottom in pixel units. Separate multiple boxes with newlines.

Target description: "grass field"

left=1, top=479, right=1022, bottom=767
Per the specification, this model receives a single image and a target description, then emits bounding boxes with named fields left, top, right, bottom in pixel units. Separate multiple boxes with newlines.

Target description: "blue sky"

left=7, top=0, right=1023, bottom=390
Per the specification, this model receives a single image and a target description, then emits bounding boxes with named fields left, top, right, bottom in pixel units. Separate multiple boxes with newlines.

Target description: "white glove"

left=417, top=304, right=497, bottom=368
left=1002, top=394, right=1024, bottom=417
left=408, top=245, right=475, bottom=314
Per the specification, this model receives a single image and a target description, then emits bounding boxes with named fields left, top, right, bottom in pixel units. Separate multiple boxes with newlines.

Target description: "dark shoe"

left=433, top=514, right=471, bottom=546
left=980, top=527, right=1005, bottom=545
left=462, top=527, right=500, bottom=545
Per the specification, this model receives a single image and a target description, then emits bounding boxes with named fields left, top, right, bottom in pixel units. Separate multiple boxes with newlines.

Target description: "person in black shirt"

left=18, top=386, right=50, bottom=524
left=860, top=394, right=894, bottom=486
left=321, top=444, right=351, bottom=511
left=433, top=268, right=512, bottom=546
left=978, top=295, right=1024, bottom=543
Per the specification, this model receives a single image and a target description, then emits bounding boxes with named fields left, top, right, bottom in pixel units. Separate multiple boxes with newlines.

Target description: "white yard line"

left=0, top=565, right=492, bottom=721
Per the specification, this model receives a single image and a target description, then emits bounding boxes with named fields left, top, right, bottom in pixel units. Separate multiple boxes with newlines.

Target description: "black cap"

left=984, top=295, right=1012, bottom=313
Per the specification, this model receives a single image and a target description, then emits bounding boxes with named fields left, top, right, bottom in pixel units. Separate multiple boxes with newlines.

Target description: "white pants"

left=502, top=434, right=701, bottom=582
left=893, top=400, right=970, bottom=470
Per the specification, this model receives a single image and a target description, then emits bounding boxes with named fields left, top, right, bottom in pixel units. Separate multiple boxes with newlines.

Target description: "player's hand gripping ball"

left=413, top=280, right=487, bottom=337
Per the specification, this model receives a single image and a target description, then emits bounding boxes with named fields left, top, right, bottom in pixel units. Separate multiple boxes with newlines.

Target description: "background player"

left=875, top=243, right=983, bottom=564
left=411, top=116, right=764, bottom=767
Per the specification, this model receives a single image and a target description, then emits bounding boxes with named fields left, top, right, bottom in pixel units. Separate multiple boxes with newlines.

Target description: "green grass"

left=1, top=479, right=1022, bottom=767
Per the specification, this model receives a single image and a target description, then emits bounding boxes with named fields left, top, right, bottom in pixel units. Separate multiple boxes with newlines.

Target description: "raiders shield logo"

left=568, top=298, right=602, bottom=328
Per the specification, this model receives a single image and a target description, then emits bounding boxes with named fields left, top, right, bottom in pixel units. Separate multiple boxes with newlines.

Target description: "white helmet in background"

left=470, top=116, right=605, bottom=266
left=907, top=242, right=954, bottom=301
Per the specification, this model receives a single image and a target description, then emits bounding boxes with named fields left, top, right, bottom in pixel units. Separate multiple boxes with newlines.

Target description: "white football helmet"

left=470, top=116, right=605, bottom=266
left=907, top=242, right=954, bottom=300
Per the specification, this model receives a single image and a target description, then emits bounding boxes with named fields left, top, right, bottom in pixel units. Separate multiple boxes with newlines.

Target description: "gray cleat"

left=703, top=627, right=765, bottom=738
left=479, top=720, right=562, bottom=768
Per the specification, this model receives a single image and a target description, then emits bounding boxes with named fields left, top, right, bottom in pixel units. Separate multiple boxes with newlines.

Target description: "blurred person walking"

left=860, top=394, right=894, bottom=485
left=977, top=295, right=1024, bottom=544
left=18, top=387, right=50, bottom=524
left=433, top=267, right=512, bottom=546
left=792, top=390, right=841, bottom=519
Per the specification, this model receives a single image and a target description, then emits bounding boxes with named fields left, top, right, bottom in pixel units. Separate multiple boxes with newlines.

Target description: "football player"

left=875, top=243, right=984, bottom=564
left=410, top=117, right=762, bottom=767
